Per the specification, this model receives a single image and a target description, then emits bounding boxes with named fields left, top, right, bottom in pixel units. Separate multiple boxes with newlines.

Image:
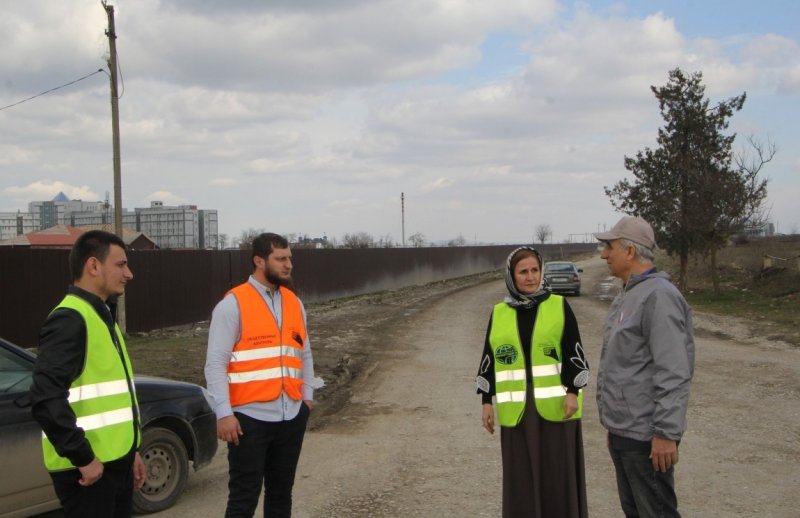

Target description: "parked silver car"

left=543, top=261, right=582, bottom=295
left=0, top=337, right=217, bottom=517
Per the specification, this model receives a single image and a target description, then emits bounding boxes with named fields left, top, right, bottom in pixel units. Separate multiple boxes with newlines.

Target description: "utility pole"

left=104, top=2, right=122, bottom=238
left=104, top=1, right=126, bottom=332
left=401, top=192, right=405, bottom=247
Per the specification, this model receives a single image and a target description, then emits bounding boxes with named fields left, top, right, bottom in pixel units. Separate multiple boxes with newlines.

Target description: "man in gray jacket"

left=595, top=216, right=694, bottom=518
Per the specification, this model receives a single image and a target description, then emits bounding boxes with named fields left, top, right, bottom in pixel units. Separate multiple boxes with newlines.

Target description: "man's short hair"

left=620, top=238, right=655, bottom=263
left=251, top=233, right=289, bottom=265
left=69, top=230, right=127, bottom=281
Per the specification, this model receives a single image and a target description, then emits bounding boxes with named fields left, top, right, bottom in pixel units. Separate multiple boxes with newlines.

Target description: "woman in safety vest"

left=475, top=246, right=589, bottom=518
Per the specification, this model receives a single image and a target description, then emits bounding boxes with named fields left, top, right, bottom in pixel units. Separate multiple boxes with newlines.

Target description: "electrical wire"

left=0, top=69, right=105, bottom=111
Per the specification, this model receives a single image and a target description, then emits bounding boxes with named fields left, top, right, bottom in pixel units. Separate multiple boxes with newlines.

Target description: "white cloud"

left=210, top=178, right=238, bottom=187
left=777, top=65, right=800, bottom=94
left=3, top=181, right=98, bottom=201
left=0, top=2, right=796, bottom=243
left=421, top=177, right=454, bottom=192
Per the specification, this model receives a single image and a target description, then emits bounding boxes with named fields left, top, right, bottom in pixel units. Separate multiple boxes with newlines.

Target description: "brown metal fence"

left=0, top=243, right=596, bottom=347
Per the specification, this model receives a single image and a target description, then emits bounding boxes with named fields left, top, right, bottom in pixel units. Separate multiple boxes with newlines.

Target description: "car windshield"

left=545, top=264, right=575, bottom=273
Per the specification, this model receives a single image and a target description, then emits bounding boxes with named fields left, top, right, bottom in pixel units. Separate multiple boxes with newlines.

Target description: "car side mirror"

left=578, top=268, right=583, bottom=273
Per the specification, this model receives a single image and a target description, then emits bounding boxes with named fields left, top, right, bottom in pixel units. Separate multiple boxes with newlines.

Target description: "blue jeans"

left=225, top=405, right=310, bottom=518
left=608, top=444, right=680, bottom=518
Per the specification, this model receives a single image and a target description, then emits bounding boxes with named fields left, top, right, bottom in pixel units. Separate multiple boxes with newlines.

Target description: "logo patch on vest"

left=543, top=346, right=559, bottom=362
left=495, top=344, right=518, bottom=365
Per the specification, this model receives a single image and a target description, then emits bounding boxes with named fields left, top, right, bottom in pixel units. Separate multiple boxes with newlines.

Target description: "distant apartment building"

left=199, top=209, right=219, bottom=250
left=29, top=192, right=106, bottom=229
left=4, top=193, right=219, bottom=249
left=69, top=209, right=138, bottom=230
left=744, top=221, right=776, bottom=238
left=135, top=202, right=219, bottom=249
left=0, top=211, right=40, bottom=241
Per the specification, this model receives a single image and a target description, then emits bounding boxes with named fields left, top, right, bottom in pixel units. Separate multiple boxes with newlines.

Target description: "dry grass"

left=658, top=235, right=800, bottom=346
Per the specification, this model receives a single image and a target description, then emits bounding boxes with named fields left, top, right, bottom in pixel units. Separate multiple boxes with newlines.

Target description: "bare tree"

left=237, top=227, right=266, bottom=249
left=408, top=232, right=426, bottom=247
left=218, top=233, right=229, bottom=249
left=732, top=135, right=775, bottom=232
left=697, top=135, right=773, bottom=292
left=376, top=234, right=395, bottom=248
left=447, top=234, right=467, bottom=247
left=534, top=224, right=552, bottom=244
left=342, top=232, right=375, bottom=248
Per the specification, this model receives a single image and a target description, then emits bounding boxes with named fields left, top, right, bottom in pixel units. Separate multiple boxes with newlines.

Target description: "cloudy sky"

left=1, top=0, right=798, bottom=245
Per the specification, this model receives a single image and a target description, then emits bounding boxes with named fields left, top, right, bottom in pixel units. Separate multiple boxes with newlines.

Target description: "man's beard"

left=266, top=269, right=293, bottom=289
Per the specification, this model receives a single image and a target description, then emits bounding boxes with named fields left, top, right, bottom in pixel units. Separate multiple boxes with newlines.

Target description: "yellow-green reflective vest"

left=489, top=295, right=583, bottom=426
left=42, top=294, right=140, bottom=471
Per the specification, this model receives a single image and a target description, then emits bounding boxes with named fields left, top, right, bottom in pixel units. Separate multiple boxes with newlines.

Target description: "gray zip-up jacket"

left=597, top=269, right=695, bottom=442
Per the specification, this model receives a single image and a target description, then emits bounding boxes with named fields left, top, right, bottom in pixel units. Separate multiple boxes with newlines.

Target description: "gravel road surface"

left=150, top=256, right=799, bottom=517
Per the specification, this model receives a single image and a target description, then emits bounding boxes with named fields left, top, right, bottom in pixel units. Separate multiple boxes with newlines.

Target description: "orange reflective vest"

left=227, top=283, right=306, bottom=405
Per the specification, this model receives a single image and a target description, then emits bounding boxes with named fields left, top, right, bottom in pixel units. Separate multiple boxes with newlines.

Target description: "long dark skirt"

left=500, top=393, right=588, bottom=518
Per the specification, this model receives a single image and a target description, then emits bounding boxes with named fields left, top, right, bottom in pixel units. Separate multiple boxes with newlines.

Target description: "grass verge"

left=659, top=236, right=800, bottom=346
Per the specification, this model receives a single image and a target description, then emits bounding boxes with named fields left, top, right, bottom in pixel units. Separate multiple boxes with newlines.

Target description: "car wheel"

left=133, top=427, right=189, bottom=514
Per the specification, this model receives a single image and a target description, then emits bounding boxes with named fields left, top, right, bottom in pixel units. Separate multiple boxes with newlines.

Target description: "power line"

left=0, top=69, right=105, bottom=111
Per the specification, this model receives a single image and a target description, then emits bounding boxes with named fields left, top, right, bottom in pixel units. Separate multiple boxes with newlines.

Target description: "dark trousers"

left=608, top=445, right=680, bottom=518
left=49, top=463, right=133, bottom=518
left=225, top=404, right=310, bottom=518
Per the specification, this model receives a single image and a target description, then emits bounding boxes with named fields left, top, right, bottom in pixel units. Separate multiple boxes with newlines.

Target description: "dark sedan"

left=0, top=337, right=217, bottom=517
left=543, top=261, right=583, bottom=295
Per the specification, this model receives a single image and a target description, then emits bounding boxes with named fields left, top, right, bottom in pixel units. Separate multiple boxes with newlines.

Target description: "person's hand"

left=78, top=457, right=104, bottom=486
left=650, top=436, right=678, bottom=472
left=482, top=403, right=495, bottom=435
left=217, top=415, right=243, bottom=445
left=304, top=400, right=314, bottom=411
left=563, top=393, right=579, bottom=420
left=132, top=451, right=146, bottom=490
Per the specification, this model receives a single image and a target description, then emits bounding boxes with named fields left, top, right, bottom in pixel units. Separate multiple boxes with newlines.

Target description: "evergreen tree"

left=605, top=68, right=763, bottom=291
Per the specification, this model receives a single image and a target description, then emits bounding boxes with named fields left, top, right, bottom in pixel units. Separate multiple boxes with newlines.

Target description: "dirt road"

left=153, top=257, right=799, bottom=517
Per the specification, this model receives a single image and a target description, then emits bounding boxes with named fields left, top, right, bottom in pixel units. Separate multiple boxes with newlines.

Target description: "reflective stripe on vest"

left=489, top=295, right=582, bottom=426
left=227, top=283, right=306, bottom=404
left=529, top=295, right=583, bottom=422
left=42, top=295, right=139, bottom=471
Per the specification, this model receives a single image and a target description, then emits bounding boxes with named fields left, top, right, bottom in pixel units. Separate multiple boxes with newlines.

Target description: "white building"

left=0, top=211, right=40, bottom=241
left=29, top=193, right=106, bottom=229
left=136, top=201, right=219, bottom=249
left=6, top=194, right=220, bottom=249
left=199, top=209, right=219, bottom=249
left=70, top=209, right=138, bottom=230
